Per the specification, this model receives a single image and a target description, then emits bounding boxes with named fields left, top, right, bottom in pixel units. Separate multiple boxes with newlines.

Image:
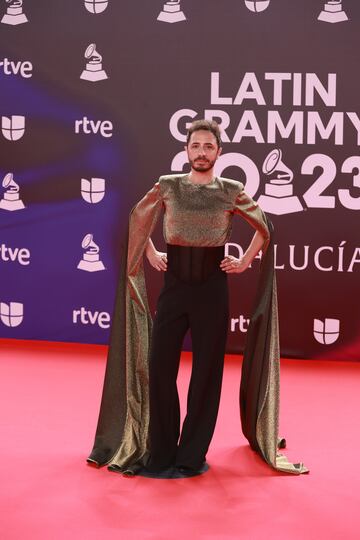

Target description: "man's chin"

left=192, top=163, right=213, bottom=172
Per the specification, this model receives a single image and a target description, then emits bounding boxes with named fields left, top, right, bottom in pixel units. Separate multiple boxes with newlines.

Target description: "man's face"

left=186, top=130, right=222, bottom=173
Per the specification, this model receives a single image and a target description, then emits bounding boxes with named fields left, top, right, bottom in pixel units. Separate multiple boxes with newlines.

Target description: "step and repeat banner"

left=1, top=0, right=359, bottom=360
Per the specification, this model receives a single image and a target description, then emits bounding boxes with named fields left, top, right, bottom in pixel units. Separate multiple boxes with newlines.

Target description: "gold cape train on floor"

left=87, top=175, right=308, bottom=475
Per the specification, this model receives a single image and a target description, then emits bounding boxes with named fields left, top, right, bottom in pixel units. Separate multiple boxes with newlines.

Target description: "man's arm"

left=145, top=238, right=167, bottom=272
left=220, top=230, right=264, bottom=273
left=220, top=183, right=269, bottom=274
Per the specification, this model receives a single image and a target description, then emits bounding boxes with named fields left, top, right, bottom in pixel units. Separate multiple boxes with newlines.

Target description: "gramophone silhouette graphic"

left=157, top=1, right=186, bottom=23
left=1, top=0, right=28, bottom=25
left=257, top=149, right=303, bottom=215
left=77, top=234, right=106, bottom=272
left=318, top=0, right=348, bottom=23
left=0, top=173, right=25, bottom=211
left=80, top=43, right=108, bottom=82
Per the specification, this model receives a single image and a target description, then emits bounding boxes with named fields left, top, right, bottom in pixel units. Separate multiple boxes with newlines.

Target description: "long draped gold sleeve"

left=87, top=174, right=307, bottom=475
left=234, top=185, right=307, bottom=474
left=87, top=182, right=163, bottom=474
left=238, top=220, right=308, bottom=474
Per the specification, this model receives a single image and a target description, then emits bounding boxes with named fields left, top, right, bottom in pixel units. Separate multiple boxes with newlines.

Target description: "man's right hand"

left=146, top=250, right=167, bottom=272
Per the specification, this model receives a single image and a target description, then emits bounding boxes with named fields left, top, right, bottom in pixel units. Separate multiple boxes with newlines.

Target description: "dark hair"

left=186, top=119, right=222, bottom=148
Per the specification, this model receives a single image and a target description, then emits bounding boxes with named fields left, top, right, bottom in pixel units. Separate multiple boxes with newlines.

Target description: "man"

left=143, top=120, right=268, bottom=476
left=87, top=120, right=307, bottom=477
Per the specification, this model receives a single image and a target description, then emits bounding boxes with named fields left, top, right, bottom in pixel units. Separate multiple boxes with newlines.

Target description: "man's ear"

left=217, top=146, right=222, bottom=157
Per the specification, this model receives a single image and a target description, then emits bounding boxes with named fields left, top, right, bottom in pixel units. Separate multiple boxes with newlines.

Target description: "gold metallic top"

left=136, top=174, right=270, bottom=249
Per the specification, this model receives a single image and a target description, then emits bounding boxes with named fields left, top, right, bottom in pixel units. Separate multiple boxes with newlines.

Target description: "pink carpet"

left=0, top=339, right=359, bottom=540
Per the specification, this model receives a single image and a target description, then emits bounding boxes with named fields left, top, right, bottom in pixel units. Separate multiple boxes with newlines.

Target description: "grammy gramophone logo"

left=84, top=0, right=108, bottom=14
left=77, top=234, right=106, bottom=272
left=1, top=115, right=25, bottom=140
left=0, top=173, right=25, bottom=211
left=81, top=177, right=105, bottom=204
left=318, top=1, right=348, bottom=23
left=0, top=302, right=23, bottom=327
left=1, top=0, right=28, bottom=25
left=244, top=0, right=270, bottom=13
left=80, top=44, right=108, bottom=82
left=257, top=149, right=303, bottom=216
left=158, top=1, right=186, bottom=23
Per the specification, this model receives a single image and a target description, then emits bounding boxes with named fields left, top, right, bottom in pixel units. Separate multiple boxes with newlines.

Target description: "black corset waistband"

left=166, top=244, right=224, bottom=283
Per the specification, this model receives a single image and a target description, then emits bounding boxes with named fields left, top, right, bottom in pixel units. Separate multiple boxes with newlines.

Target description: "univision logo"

left=0, top=301, right=23, bottom=327
left=1, top=115, right=25, bottom=141
left=313, top=318, right=340, bottom=345
left=84, top=0, right=108, bottom=14
left=244, top=0, right=270, bottom=12
left=81, top=178, right=105, bottom=204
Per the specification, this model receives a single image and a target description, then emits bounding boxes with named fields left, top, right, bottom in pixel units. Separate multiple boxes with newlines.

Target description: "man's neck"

left=188, top=169, right=215, bottom=185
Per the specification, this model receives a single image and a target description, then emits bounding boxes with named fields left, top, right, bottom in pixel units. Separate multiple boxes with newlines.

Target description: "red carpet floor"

left=0, top=339, right=359, bottom=540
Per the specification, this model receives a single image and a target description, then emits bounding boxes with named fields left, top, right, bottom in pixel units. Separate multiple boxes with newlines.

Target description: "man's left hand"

left=220, top=255, right=250, bottom=274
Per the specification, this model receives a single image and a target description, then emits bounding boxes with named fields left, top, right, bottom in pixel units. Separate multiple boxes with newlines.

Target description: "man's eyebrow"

left=190, top=142, right=214, bottom=146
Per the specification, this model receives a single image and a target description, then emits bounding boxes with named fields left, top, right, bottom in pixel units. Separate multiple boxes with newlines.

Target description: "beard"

left=189, top=157, right=217, bottom=173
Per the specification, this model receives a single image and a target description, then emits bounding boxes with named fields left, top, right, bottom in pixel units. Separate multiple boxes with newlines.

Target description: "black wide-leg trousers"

left=147, top=245, right=229, bottom=471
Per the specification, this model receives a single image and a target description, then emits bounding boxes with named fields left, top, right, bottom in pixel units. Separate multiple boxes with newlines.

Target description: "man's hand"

left=220, top=255, right=250, bottom=274
left=147, top=250, right=168, bottom=271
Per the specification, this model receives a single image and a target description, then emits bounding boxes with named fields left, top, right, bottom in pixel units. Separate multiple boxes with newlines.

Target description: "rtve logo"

left=313, top=318, right=340, bottom=345
left=84, top=0, right=108, bottom=14
left=75, top=117, right=113, bottom=138
left=73, top=307, right=110, bottom=329
left=1, top=116, right=25, bottom=141
left=81, top=178, right=105, bottom=204
left=1, top=0, right=28, bottom=25
left=0, top=302, right=23, bottom=327
left=230, top=315, right=250, bottom=333
left=0, top=58, right=33, bottom=78
left=0, top=243, right=30, bottom=265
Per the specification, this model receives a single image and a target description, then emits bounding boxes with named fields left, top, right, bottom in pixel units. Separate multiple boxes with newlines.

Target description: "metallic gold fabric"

left=240, top=217, right=308, bottom=475
left=255, top=277, right=308, bottom=474
left=107, top=182, right=163, bottom=472
left=160, top=174, right=269, bottom=247
left=87, top=183, right=163, bottom=472
left=88, top=174, right=307, bottom=476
